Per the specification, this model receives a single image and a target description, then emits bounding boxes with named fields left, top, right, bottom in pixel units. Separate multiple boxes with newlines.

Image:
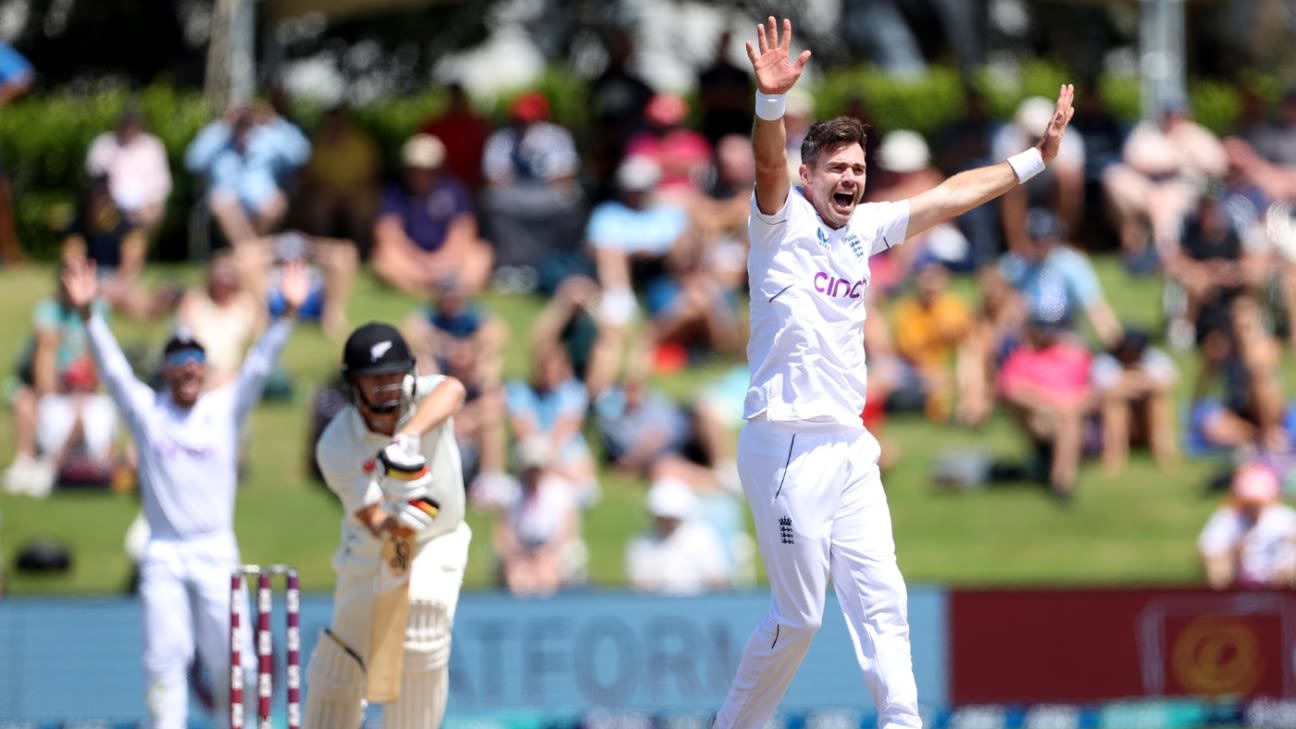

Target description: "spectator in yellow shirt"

left=890, top=257, right=973, bottom=421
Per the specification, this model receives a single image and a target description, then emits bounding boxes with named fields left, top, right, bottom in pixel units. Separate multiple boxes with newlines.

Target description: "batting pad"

left=302, top=629, right=366, bottom=729
left=383, top=665, right=448, bottom=729
left=402, top=599, right=451, bottom=670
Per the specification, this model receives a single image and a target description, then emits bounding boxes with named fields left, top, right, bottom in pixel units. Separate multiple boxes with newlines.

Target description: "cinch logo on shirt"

left=813, top=272, right=865, bottom=299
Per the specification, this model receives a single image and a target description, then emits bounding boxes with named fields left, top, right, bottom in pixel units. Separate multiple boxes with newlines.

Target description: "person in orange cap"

left=1197, top=462, right=1296, bottom=589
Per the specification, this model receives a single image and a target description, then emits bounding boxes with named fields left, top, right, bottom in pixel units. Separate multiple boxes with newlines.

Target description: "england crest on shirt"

left=815, top=228, right=830, bottom=249
left=845, top=233, right=864, bottom=259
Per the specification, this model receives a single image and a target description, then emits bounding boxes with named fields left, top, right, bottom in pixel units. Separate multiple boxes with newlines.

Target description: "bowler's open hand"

left=745, top=17, right=811, bottom=96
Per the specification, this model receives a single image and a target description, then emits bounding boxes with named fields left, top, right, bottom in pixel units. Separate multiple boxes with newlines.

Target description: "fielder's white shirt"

left=315, top=374, right=467, bottom=565
left=86, top=314, right=293, bottom=540
left=745, top=189, right=910, bottom=426
left=1198, top=502, right=1296, bottom=585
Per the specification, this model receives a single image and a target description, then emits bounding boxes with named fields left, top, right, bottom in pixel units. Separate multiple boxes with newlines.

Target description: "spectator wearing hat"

left=868, top=130, right=972, bottom=284
left=995, top=292, right=1096, bottom=502
left=479, top=91, right=587, bottom=291
left=372, top=133, right=493, bottom=296
left=1090, top=328, right=1179, bottom=476
left=492, top=435, right=585, bottom=596
left=625, top=478, right=731, bottom=595
left=1198, top=463, right=1296, bottom=589
left=1102, top=98, right=1227, bottom=268
left=86, top=105, right=173, bottom=235
left=993, top=96, right=1087, bottom=258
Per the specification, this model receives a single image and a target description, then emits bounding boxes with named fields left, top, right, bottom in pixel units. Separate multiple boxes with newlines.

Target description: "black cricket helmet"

left=341, top=322, right=416, bottom=416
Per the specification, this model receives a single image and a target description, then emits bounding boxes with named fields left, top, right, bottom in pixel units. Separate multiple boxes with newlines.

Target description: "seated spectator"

left=625, top=93, right=714, bottom=202
left=586, top=156, right=690, bottom=329
left=420, top=82, right=490, bottom=192
left=184, top=100, right=310, bottom=246
left=1188, top=296, right=1294, bottom=456
left=504, top=342, right=598, bottom=505
left=1162, top=181, right=1265, bottom=350
left=33, top=355, right=121, bottom=493
left=1091, top=328, right=1179, bottom=475
left=695, top=30, right=754, bottom=147
left=995, top=297, right=1095, bottom=503
left=1198, top=463, right=1296, bottom=589
left=256, top=231, right=356, bottom=340
left=1102, top=99, right=1227, bottom=269
left=173, top=251, right=261, bottom=389
left=625, top=478, right=730, bottom=595
left=60, top=176, right=175, bottom=320
left=1249, top=86, right=1296, bottom=168
left=4, top=260, right=110, bottom=495
left=296, top=104, right=380, bottom=248
left=371, top=133, right=493, bottom=296
left=404, top=275, right=510, bottom=499
left=85, top=105, right=172, bottom=235
left=868, top=130, right=970, bottom=284
left=993, top=97, right=1087, bottom=258
left=529, top=274, right=614, bottom=387
left=1070, top=83, right=1128, bottom=247
left=889, top=257, right=973, bottom=422
left=999, top=208, right=1123, bottom=347
left=955, top=266, right=1026, bottom=427
left=592, top=365, right=736, bottom=490
left=492, top=436, right=584, bottom=597
left=479, top=91, right=587, bottom=292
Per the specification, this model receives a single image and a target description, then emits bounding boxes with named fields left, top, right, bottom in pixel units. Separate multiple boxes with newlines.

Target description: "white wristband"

left=1007, top=147, right=1046, bottom=184
left=755, top=91, right=786, bottom=121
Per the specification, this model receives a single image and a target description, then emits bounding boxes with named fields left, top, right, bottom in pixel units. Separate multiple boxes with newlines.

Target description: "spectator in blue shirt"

left=184, top=101, right=310, bottom=246
left=371, top=133, right=494, bottom=296
left=0, top=41, right=32, bottom=266
left=504, top=343, right=598, bottom=506
left=998, top=208, right=1123, bottom=348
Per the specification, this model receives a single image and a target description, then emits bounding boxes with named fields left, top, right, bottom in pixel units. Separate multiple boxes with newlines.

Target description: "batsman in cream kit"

left=304, top=322, right=471, bottom=729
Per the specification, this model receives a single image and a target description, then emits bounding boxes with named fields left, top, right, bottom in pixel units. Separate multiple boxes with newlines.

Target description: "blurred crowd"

left=3, top=29, right=1296, bottom=593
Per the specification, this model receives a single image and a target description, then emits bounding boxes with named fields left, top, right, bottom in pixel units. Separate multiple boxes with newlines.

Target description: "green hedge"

left=0, top=65, right=1272, bottom=261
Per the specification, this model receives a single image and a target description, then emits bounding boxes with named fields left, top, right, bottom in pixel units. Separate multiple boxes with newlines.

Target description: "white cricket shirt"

left=86, top=315, right=293, bottom=540
left=745, top=189, right=910, bottom=427
left=315, top=374, right=467, bottom=564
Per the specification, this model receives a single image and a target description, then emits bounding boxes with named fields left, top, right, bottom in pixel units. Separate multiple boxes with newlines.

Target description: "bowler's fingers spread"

left=756, top=18, right=771, bottom=54
left=746, top=40, right=760, bottom=65
left=780, top=17, right=793, bottom=51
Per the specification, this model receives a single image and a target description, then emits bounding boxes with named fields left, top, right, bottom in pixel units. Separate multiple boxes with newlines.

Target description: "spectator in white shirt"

left=86, top=105, right=173, bottom=235
left=1198, top=463, right=1296, bottom=589
left=625, top=478, right=730, bottom=595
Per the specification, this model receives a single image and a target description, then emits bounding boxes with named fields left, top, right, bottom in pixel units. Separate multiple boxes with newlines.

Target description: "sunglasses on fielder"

left=164, top=348, right=206, bottom=367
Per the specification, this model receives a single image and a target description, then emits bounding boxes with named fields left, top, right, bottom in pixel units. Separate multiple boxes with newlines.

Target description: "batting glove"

left=377, top=434, right=431, bottom=500
left=384, top=496, right=441, bottom=534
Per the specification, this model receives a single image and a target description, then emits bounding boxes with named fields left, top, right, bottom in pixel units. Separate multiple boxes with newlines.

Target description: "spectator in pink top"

left=86, top=105, right=173, bottom=235
left=625, top=94, right=713, bottom=201
left=995, top=296, right=1094, bottom=503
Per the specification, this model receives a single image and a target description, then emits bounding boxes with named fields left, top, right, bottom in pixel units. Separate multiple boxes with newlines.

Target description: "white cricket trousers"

left=715, top=420, right=922, bottom=729
left=140, top=531, right=253, bottom=729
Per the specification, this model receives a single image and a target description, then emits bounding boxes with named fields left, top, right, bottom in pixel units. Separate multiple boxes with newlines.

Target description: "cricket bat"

left=366, top=529, right=414, bottom=703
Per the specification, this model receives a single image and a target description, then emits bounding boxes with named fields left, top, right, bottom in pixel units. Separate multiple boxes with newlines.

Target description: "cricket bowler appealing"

left=713, top=17, right=1075, bottom=729
left=304, top=321, right=470, bottom=729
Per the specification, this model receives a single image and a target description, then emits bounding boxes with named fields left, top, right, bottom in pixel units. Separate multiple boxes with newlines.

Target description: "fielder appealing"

left=304, top=322, right=470, bottom=729
left=714, top=18, right=1075, bottom=729
left=64, top=256, right=306, bottom=729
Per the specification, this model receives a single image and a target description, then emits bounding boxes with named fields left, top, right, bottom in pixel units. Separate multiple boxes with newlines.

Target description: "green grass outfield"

left=0, top=256, right=1245, bottom=595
